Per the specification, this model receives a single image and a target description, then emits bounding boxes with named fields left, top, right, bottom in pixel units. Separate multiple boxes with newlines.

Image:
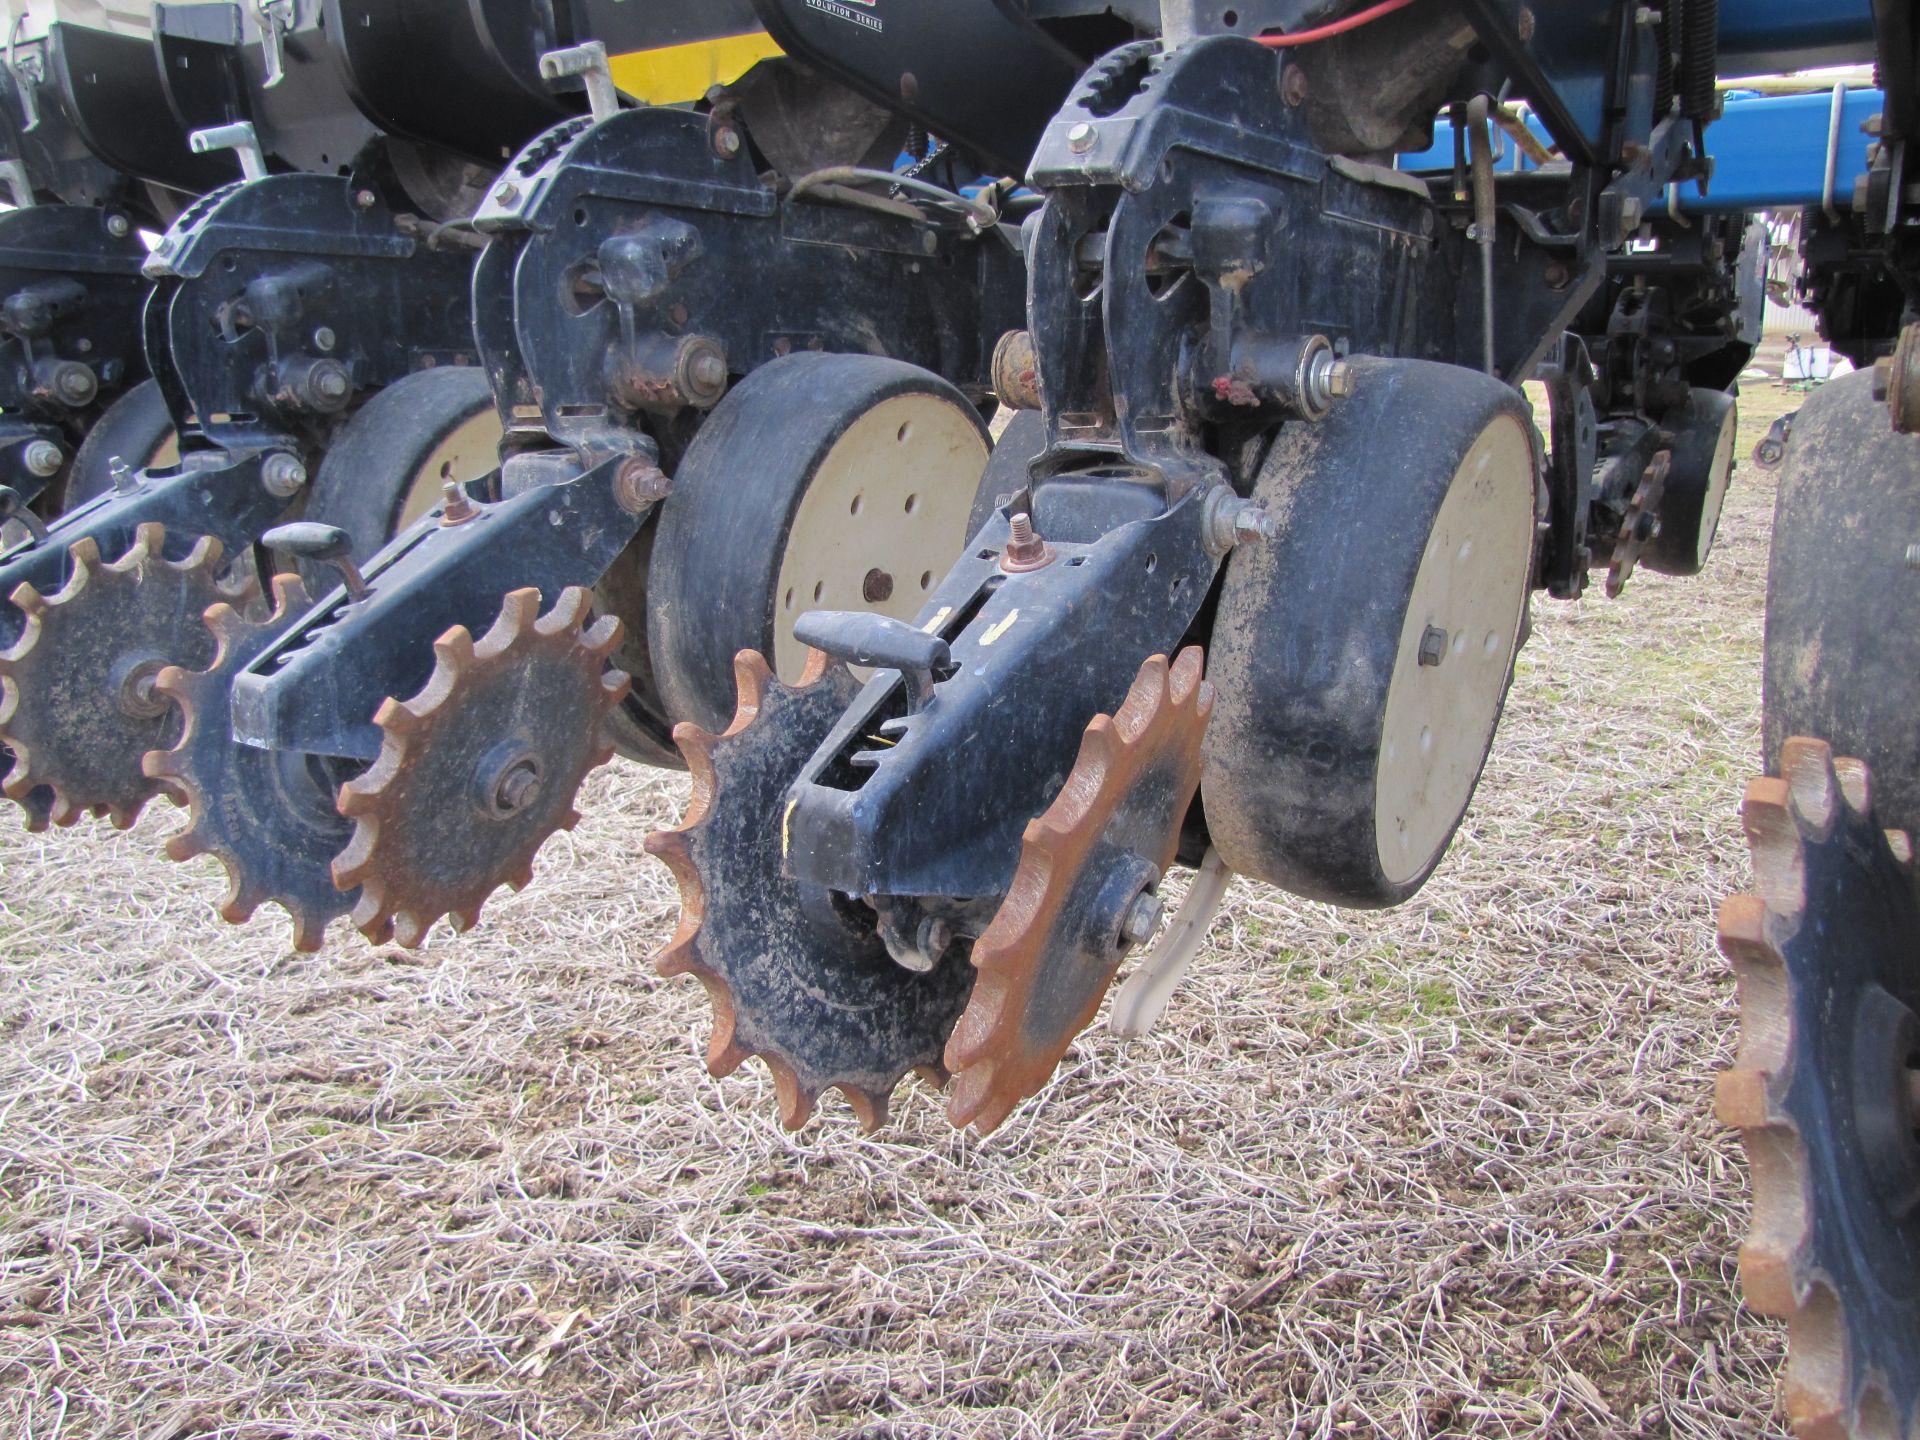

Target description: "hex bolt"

left=312, top=326, right=336, bottom=352
left=1418, top=625, right=1449, bottom=667
left=613, top=457, right=670, bottom=514
left=1067, top=121, right=1096, bottom=153
left=1121, top=891, right=1164, bottom=947
left=493, top=182, right=519, bottom=206
left=105, top=213, right=131, bottom=238
left=109, top=458, right=138, bottom=495
left=311, top=362, right=351, bottom=404
left=261, top=451, right=309, bottom=498
left=1325, top=359, right=1358, bottom=399
left=354, top=188, right=377, bottom=208
left=495, top=759, right=543, bottom=815
left=1232, top=504, right=1276, bottom=544
left=712, top=126, right=742, bottom=159
left=22, top=439, right=62, bottom=478
left=52, top=362, right=97, bottom=406
left=439, top=479, right=477, bottom=525
left=118, top=659, right=169, bottom=721
left=690, top=349, right=728, bottom=393
left=1002, top=510, right=1055, bottom=572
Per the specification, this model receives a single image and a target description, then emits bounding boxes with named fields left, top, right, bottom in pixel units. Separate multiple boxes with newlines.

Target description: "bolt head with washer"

left=21, top=439, right=62, bottom=478
left=262, top=452, right=308, bottom=497
left=1067, top=121, right=1096, bottom=153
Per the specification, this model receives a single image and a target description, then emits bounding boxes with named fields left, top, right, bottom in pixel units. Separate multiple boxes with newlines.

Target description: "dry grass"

left=0, top=367, right=1810, bottom=1439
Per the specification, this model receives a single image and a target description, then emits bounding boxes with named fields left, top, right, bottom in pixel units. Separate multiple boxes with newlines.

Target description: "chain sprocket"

left=333, top=586, right=629, bottom=947
left=945, top=648, right=1214, bottom=1136
left=1720, top=737, right=1920, bottom=1439
left=143, top=574, right=353, bottom=952
left=0, top=524, right=252, bottom=830
left=645, top=649, right=974, bottom=1130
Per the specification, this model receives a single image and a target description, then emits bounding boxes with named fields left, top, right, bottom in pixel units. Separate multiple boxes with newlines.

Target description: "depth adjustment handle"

left=793, top=611, right=950, bottom=708
left=265, top=522, right=368, bottom=601
left=0, top=485, right=47, bottom=544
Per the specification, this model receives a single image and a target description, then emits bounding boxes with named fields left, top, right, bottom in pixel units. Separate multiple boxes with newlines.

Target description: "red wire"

left=1256, top=0, right=1418, bottom=46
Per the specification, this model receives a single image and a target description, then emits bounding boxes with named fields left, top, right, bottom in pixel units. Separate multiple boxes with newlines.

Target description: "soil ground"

left=1, top=361, right=1816, bottom=1438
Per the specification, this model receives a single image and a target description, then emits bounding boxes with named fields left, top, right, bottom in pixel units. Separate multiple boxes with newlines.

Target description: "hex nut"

left=262, top=452, right=308, bottom=497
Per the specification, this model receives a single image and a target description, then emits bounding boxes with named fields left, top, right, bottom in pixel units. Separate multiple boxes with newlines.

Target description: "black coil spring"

left=1654, top=2, right=1677, bottom=118
left=1679, top=0, right=1718, bottom=121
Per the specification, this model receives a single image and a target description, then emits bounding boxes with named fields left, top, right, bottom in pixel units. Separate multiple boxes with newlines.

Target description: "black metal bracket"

left=0, top=447, right=294, bottom=648
left=783, top=488, right=1221, bottom=900
left=230, top=455, right=650, bottom=762
left=142, top=173, right=479, bottom=453
left=471, top=104, right=1023, bottom=462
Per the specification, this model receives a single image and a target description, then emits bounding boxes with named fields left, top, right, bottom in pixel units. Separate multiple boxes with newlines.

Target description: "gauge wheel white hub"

left=397, top=401, right=504, bottom=531
left=769, top=391, right=987, bottom=683
left=1374, top=412, right=1536, bottom=885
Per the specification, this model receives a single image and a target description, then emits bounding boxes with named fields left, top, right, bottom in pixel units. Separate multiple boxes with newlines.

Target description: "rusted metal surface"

left=0, top=522, right=252, bottom=830
left=333, top=585, right=629, bottom=947
left=1604, top=449, right=1671, bottom=599
left=1873, top=321, right=1920, bottom=434
left=645, top=649, right=973, bottom=1132
left=945, top=647, right=1213, bottom=1136
left=1718, top=738, right=1920, bottom=1440
left=144, top=574, right=354, bottom=952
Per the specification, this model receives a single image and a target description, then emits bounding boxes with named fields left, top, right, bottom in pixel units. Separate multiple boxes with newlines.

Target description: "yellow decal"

left=980, top=609, right=1019, bottom=646
left=922, top=606, right=952, bottom=634
left=782, top=796, right=798, bottom=859
left=608, top=32, right=787, bottom=106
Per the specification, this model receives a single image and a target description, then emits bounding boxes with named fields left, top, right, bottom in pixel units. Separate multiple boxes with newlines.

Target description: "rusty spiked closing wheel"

left=0, top=522, right=252, bottom=830
left=143, top=574, right=358, bottom=951
left=1720, top=738, right=1920, bottom=1439
left=646, top=648, right=973, bottom=1130
left=946, top=647, right=1214, bottom=1136
left=333, top=586, right=629, bottom=946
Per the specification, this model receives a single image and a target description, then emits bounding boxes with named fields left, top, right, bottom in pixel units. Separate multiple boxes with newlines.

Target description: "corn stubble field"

left=0, top=374, right=1806, bottom=1439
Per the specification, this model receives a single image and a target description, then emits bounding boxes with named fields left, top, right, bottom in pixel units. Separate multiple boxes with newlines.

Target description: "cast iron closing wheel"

left=1720, top=738, right=1920, bottom=1440
left=647, top=353, right=992, bottom=733
left=1764, top=368, right=1920, bottom=836
left=1202, top=357, right=1537, bottom=907
left=0, top=523, right=254, bottom=831
left=333, top=586, right=629, bottom=947
left=946, top=648, right=1214, bottom=1136
left=144, top=574, right=359, bottom=952
left=645, top=648, right=974, bottom=1131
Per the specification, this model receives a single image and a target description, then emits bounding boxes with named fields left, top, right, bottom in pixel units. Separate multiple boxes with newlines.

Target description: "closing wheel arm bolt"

left=1121, top=890, right=1164, bottom=947
left=261, top=452, right=308, bottom=498
left=21, top=439, right=62, bottom=478
left=1203, top=487, right=1276, bottom=555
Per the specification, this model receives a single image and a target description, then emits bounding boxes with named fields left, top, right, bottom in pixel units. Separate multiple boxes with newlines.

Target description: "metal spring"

left=1680, top=0, right=1718, bottom=121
